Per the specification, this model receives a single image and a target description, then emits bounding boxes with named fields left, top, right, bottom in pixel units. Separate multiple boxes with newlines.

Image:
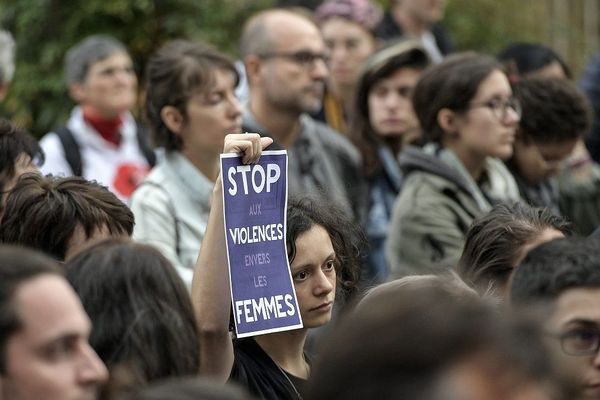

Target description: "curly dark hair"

left=513, top=77, right=591, bottom=144
left=286, top=196, right=366, bottom=298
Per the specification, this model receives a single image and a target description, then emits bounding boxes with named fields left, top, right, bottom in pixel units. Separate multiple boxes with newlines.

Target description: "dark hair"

left=412, top=52, right=503, bottom=143
left=64, top=34, right=128, bottom=86
left=497, top=42, right=571, bottom=79
left=66, top=239, right=199, bottom=386
left=124, top=378, right=252, bottom=400
left=513, top=77, right=591, bottom=144
left=457, top=202, right=571, bottom=296
left=286, top=196, right=365, bottom=298
left=0, top=118, right=44, bottom=195
left=0, top=245, right=61, bottom=373
left=351, top=40, right=430, bottom=177
left=511, top=237, right=600, bottom=305
left=144, top=39, right=238, bottom=152
left=0, top=173, right=134, bottom=260
left=307, top=279, right=564, bottom=399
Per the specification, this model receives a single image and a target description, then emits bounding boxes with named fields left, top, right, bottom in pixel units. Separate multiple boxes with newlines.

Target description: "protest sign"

left=221, top=150, right=303, bottom=337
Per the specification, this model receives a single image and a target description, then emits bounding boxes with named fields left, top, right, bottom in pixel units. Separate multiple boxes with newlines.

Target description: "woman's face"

left=73, top=51, right=137, bottom=118
left=321, top=17, right=376, bottom=90
left=290, top=224, right=336, bottom=329
left=453, top=69, right=520, bottom=160
left=179, top=68, right=242, bottom=156
left=368, top=67, right=422, bottom=139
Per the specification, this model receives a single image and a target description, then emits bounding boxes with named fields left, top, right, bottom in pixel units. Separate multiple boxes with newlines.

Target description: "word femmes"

left=235, top=294, right=296, bottom=324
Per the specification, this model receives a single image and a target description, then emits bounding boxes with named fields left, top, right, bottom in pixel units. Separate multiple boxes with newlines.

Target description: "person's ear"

left=244, top=55, right=263, bottom=86
left=68, top=83, right=86, bottom=103
left=160, top=106, right=185, bottom=135
left=437, top=108, right=458, bottom=134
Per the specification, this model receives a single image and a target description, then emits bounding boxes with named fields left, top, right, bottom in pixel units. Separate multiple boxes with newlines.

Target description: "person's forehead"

left=13, top=274, right=90, bottom=341
left=472, top=69, right=511, bottom=99
left=88, top=51, right=132, bottom=69
left=551, top=286, right=600, bottom=327
left=535, top=140, right=576, bottom=160
left=267, top=15, right=324, bottom=51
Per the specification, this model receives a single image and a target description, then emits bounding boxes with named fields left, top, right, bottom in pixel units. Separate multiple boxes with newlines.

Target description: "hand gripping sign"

left=221, top=150, right=303, bottom=337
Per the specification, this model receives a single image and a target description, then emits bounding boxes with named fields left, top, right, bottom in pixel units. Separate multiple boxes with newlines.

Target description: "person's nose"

left=78, top=343, right=109, bottom=385
left=330, top=44, right=347, bottom=65
left=311, top=57, right=329, bottom=81
left=312, top=269, right=334, bottom=297
left=591, top=348, right=600, bottom=369
left=503, top=106, right=521, bottom=126
left=228, top=92, right=242, bottom=119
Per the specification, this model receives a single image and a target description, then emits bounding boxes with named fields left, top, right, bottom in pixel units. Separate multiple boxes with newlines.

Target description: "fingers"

left=222, top=133, right=273, bottom=164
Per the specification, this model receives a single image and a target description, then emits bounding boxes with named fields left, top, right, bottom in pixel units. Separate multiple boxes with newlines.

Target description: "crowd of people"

left=2, top=0, right=600, bottom=399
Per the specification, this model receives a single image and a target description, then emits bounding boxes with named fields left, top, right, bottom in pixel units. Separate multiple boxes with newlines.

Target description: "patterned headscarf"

left=315, top=0, right=383, bottom=32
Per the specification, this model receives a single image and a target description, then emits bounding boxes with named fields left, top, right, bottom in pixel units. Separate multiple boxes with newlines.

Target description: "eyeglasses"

left=553, top=329, right=600, bottom=356
left=258, top=50, right=330, bottom=69
left=469, top=97, right=522, bottom=120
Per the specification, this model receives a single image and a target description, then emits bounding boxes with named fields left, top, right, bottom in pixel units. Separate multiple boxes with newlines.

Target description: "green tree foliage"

left=0, top=0, right=273, bottom=137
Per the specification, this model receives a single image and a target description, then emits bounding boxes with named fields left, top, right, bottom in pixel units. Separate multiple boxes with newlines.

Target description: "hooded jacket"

left=385, top=145, right=520, bottom=278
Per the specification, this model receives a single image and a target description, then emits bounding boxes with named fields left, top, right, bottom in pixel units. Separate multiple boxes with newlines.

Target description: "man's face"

left=258, top=14, right=329, bottom=115
left=547, top=287, right=600, bottom=400
left=1, top=274, right=108, bottom=400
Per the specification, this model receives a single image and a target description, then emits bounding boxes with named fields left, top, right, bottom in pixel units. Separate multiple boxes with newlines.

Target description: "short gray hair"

left=64, top=34, right=127, bottom=86
left=0, top=30, right=15, bottom=84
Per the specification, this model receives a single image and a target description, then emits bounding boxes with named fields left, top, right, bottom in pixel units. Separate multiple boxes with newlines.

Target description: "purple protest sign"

left=221, top=150, right=303, bottom=338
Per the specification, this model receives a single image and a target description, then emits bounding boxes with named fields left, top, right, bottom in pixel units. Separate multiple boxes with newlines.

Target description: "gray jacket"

left=386, top=145, right=520, bottom=278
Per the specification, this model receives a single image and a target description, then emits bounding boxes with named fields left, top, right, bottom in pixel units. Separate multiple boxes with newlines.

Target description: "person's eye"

left=346, top=39, right=359, bottom=50
left=294, top=270, right=309, bottom=282
left=372, top=86, right=388, bottom=98
left=207, top=92, right=225, bottom=104
left=397, top=86, right=414, bottom=98
left=293, top=52, right=314, bottom=64
left=323, top=259, right=336, bottom=271
left=100, top=67, right=117, bottom=77
left=44, top=339, right=77, bottom=361
left=563, top=330, right=599, bottom=349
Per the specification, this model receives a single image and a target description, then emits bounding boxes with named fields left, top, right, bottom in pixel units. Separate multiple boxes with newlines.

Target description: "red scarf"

left=82, top=106, right=124, bottom=147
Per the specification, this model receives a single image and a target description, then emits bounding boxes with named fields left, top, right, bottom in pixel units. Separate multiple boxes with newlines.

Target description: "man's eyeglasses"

left=258, top=51, right=330, bottom=69
left=469, top=97, right=522, bottom=121
left=553, top=329, right=600, bottom=356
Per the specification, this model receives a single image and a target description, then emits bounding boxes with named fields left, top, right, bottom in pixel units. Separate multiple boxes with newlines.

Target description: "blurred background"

left=0, top=0, right=597, bottom=137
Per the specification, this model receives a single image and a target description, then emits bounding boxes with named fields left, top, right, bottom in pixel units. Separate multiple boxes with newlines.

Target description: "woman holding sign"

left=131, top=40, right=243, bottom=288
left=193, top=133, right=362, bottom=400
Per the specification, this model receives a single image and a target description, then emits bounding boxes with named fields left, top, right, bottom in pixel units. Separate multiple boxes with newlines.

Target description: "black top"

left=230, top=337, right=308, bottom=400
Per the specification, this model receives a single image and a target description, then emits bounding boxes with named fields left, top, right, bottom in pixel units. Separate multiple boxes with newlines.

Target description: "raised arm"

left=192, top=133, right=272, bottom=381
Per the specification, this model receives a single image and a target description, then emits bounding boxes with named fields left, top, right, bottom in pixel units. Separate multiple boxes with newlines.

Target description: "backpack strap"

left=54, top=126, right=83, bottom=176
left=136, top=181, right=180, bottom=257
left=55, top=122, right=156, bottom=176
left=135, top=122, right=157, bottom=167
